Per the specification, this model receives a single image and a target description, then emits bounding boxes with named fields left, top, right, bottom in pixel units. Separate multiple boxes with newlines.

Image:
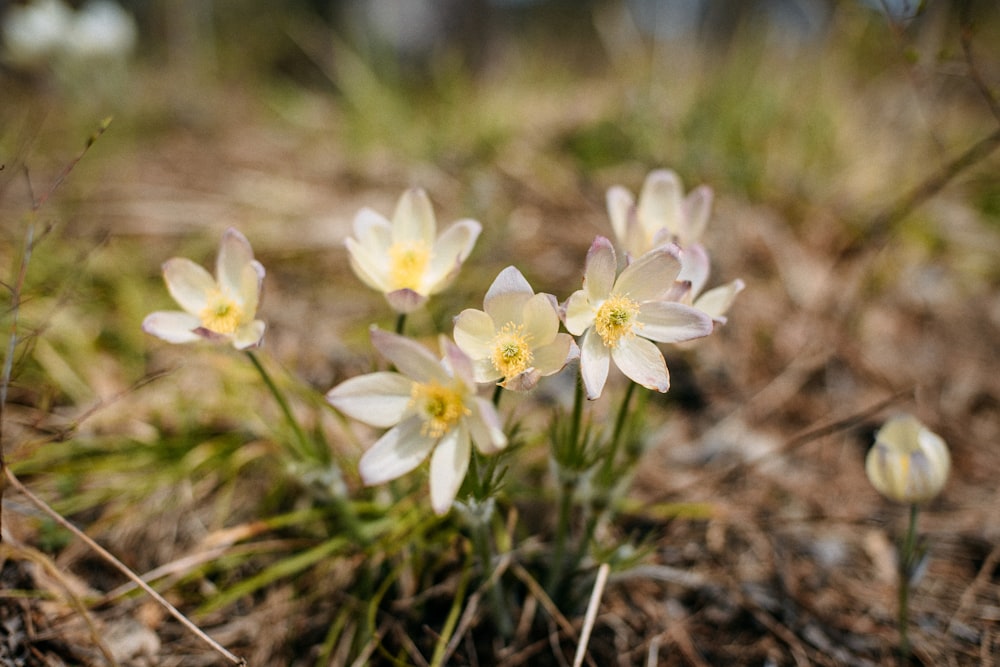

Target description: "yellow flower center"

left=199, top=289, right=244, bottom=335
left=410, top=380, right=470, bottom=438
left=388, top=240, right=431, bottom=292
left=594, top=294, right=641, bottom=348
left=490, top=322, right=533, bottom=379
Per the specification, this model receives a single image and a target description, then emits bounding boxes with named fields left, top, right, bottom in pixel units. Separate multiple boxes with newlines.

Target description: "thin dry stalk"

left=572, top=562, right=609, bottom=667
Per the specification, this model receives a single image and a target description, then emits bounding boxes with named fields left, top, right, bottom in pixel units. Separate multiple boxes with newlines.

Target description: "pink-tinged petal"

left=232, top=319, right=266, bottom=350
left=163, top=258, right=215, bottom=315
left=612, top=337, right=669, bottom=392
left=637, top=169, right=683, bottom=238
left=370, top=328, right=445, bottom=383
left=580, top=329, right=610, bottom=400
left=352, top=207, right=393, bottom=250
left=385, top=288, right=427, bottom=314
left=217, top=228, right=255, bottom=296
left=429, top=425, right=471, bottom=515
left=521, top=292, right=560, bottom=345
left=695, top=278, right=745, bottom=323
left=238, top=262, right=263, bottom=315
left=682, top=185, right=713, bottom=246
left=530, top=333, right=577, bottom=377
left=358, top=417, right=435, bottom=485
left=346, top=237, right=390, bottom=293
left=638, top=301, right=713, bottom=343
left=562, top=289, right=594, bottom=336
left=584, top=236, right=617, bottom=305
left=326, top=371, right=413, bottom=427
left=467, top=397, right=507, bottom=454
left=502, top=368, right=542, bottom=392
left=606, top=185, right=635, bottom=247
left=615, top=244, right=682, bottom=303
left=424, top=219, right=482, bottom=294
left=392, top=188, right=436, bottom=244
left=453, top=308, right=496, bottom=359
left=441, top=336, right=476, bottom=388
left=678, top=243, right=710, bottom=299
left=483, top=266, right=533, bottom=326
left=665, top=280, right=692, bottom=303
left=142, top=311, right=203, bottom=344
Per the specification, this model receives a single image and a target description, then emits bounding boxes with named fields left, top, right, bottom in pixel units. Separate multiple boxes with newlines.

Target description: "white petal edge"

left=580, top=329, right=610, bottom=400
left=326, top=371, right=413, bottom=427
left=142, top=311, right=203, bottom=344
left=358, top=417, right=436, bottom=486
left=612, top=336, right=669, bottom=392
left=217, top=227, right=255, bottom=296
left=638, top=301, right=714, bottom=343
left=429, top=425, right=471, bottom=515
left=163, top=258, right=215, bottom=315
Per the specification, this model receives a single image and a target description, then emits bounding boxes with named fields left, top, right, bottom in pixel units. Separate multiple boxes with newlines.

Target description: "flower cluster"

left=143, top=172, right=743, bottom=515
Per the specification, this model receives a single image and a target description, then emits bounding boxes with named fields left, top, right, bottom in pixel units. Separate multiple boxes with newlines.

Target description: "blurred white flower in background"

left=2, top=0, right=136, bottom=67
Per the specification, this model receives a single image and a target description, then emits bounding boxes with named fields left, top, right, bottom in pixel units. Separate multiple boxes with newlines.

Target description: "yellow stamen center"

left=410, top=380, right=470, bottom=438
left=388, top=240, right=431, bottom=292
left=490, top=322, right=533, bottom=379
left=594, top=294, right=641, bottom=348
left=199, top=289, right=244, bottom=335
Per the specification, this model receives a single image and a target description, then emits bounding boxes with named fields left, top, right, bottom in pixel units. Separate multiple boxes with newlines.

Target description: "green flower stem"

left=470, top=507, right=513, bottom=638
left=395, top=312, right=407, bottom=335
left=602, top=380, right=637, bottom=479
left=492, top=383, right=503, bottom=408
left=245, top=350, right=315, bottom=461
left=898, top=503, right=919, bottom=661
left=546, top=378, right=586, bottom=595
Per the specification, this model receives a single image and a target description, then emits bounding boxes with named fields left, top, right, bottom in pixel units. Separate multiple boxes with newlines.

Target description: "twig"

left=3, top=467, right=247, bottom=666
left=572, top=562, right=609, bottom=667
left=959, top=4, right=1000, bottom=124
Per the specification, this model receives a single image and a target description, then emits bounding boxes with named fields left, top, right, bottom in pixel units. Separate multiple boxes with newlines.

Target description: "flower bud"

left=865, top=415, right=950, bottom=504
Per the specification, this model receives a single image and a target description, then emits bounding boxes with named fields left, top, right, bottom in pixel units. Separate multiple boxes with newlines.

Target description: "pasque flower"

left=346, top=188, right=481, bottom=313
left=866, top=414, right=951, bottom=504
left=453, top=266, right=578, bottom=391
left=563, top=237, right=713, bottom=400
left=143, top=227, right=266, bottom=349
left=326, top=328, right=507, bottom=515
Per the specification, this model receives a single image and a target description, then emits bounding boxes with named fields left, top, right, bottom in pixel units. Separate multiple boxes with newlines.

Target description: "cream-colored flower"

left=326, top=329, right=506, bottom=515
left=866, top=414, right=950, bottom=504
left=453, top=266, right=578, bottom=391
left=563, top=237, right=713, bottom=400
left=143, top=227, right=266, bottom=350
left=346, top=188, right=481, bottom=313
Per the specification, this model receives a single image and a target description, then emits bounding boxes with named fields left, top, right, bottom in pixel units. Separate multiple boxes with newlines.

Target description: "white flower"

left=866, top=414, right=951, bottom=504
left=676, top=243, right=746, bottom=324
left=346, top=188, right=481, bottom=313
left=2, top=0, right=74, bottom=65
left=143, top=228, right=266, bottom=350
left=453, top=266, right=578, bottom=391
left=326, top=329, right=507, bottom=515
left=606, top=169, right=713, bottom=259
left=563, top=237, right=713, bottom=400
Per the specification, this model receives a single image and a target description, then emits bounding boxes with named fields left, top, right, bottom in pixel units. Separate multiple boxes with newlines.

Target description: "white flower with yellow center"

left=453, top=266, right=578, bottom=391
left=143, top=228, right=266, bottom=350
left=346, top=188, right=482, bottom=314
left=326, top=328, right=507, bottom=515
left=563, top=237, right=713, bottom=400
left=866, top=415, right=951, bottom=504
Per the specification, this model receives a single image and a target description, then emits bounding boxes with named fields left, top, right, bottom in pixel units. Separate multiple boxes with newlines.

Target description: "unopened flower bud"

left=865, top=415, right=950, bottom=504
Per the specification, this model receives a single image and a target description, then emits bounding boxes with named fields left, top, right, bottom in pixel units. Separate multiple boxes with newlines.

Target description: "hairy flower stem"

left=898, top=503, right=919, bottom=661
left=547, top=379, right=586, bottom=596
left=602, top=381, right=637, bottom=480
left=395, top=312, right=407, bottom=335
left=470, top=506, right=513, bottom=638
left=246, top=351, right=363, bottom=540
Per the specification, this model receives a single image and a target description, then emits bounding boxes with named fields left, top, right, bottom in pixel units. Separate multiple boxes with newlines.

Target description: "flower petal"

left=638, top=301, right=713, bottom=343
left=580, top=329, right=610, bottom=400
left=530, top=333, right=577, bottom=377
left=352, top=207, right=392, bottom=250
left=238, top=261, right=263, bottom=316
left=606, top=185, right=635, bottom=249
left=163, top=257, right=215, bottom=315
left=393, top=188, right=437, bottom=244
left=358, top=417, right=435, bottom=486
left=682, top=185, right=713, bottom=246
left=467, top=397, right=507, bottom=454
left=142, top=311, right=203, bottom=344
left=326, top=371, right=413, bottom=427
left=385, top=288, right=428, bottom=314
left=217, top=227, right=255, bottom=296
left=424, top=219, right=482, bottom=294
left=637, top=169, right=683, bottom=238
left=346, top=237, right=390, bottom=293
left=453, top=308, right=496, bottom=360
left=694, top=278, right=745, bottom=323
left=615, top=244, right=682, bottom=303
left=562, top=289, right=594, bottom=336
left=521, top=292, right=560, bottom=346
left=483, top=266, right=532, bottom=326
left=677, top=243, right=710, bottom=299
left=232, top=319, right=266, bottom=349
left=584, top=236, right=617, bottom=305
left=429, top=425, right=471, bottom=515
left=612, top=337, right=669, bottom=392
left=370, top=328, right=445, bottom=383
